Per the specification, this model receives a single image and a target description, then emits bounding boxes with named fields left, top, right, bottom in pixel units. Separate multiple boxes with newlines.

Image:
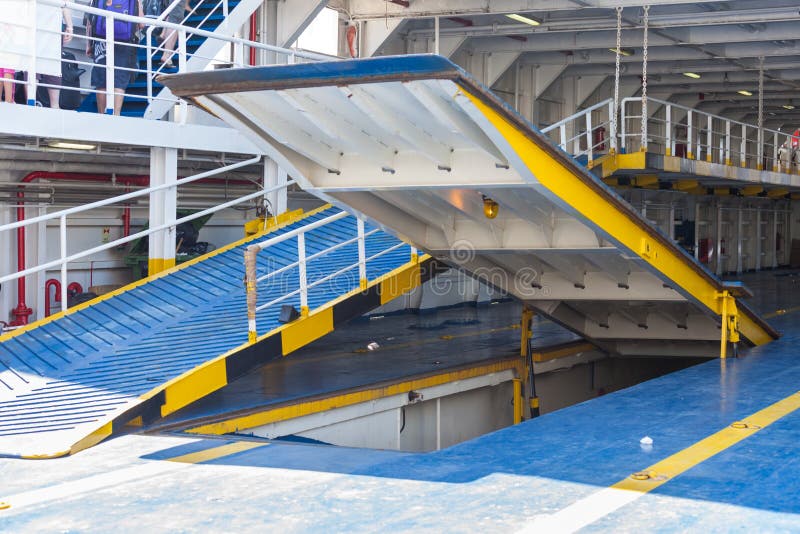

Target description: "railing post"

left=146, top=27, right=153, bottom=105
left=357, top=218, right=367, bottom=289
left=740, top=124, right=747, bottom=168
left=27, top=0, right=38, bottom=106
left=297, top=232, right=308, bottom=316
left=687, top=110, right=693, bottom=160
left=706, top=114, right=713, bottom=163
left=411, top=245, right=418, bottom=263
left=608, top=100, right=617, bottom=154
left=773, top=131, right=779, bottom=172
left=245, top=246, right=258, bottom=343
left=105, top=17, right=116, bottom=114
left=59, top=215, right=68, bottom=313
left=725, top=121, right=731, bottom=165
left=559, top=124, right=567, bottom=151
left=585, top=112, right=593, bottom=164
left=620, top=100, right=627, bottom=153
left=665, top=104, right=671, bottom=156
left=177, top=29, right=188, bottom=123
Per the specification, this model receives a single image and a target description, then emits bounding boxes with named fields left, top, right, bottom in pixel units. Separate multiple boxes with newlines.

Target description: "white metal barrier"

left=9, top=0, right=329, bottom=116
left=621, top=96, right=798, bottom=172
left=243, top=212, right=417, bottom=343
left=541, top=98, right=616, bottom=166
left=0, top=156, right=298, bottom=316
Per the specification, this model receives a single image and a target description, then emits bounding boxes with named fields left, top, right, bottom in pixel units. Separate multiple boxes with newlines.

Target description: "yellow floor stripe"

left=167, top=441, right=268, bottom=464
left=524, top=389, right=800, bottom=532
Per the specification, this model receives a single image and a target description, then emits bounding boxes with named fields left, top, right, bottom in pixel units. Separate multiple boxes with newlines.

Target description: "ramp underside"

left=163, top=55, right=778, bottom=358
left=0, top=207, right=432, bottom=457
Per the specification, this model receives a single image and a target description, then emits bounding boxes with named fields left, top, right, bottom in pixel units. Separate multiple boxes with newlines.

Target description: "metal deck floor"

left=0, top=270, right=798, bottom=531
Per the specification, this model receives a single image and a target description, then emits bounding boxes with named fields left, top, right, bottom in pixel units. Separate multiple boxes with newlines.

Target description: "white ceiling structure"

left=328, top=0, right=800, bottom=130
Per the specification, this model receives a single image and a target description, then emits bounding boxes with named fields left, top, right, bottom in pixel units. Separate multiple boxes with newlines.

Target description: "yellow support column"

left=512, top=378, right=523, bottom=425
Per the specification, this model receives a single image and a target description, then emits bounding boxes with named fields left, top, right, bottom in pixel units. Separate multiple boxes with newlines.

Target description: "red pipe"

left=44, top=278, right=61, bottom=318
left=249, top=13, right=257, bottom=66
left=13, top=171, right=254, bottom=324
left=67, top=282, right=83, bottom=295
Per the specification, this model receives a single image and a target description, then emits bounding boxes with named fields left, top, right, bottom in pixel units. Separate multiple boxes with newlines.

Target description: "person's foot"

left=159, top=58, right=174, bottom=68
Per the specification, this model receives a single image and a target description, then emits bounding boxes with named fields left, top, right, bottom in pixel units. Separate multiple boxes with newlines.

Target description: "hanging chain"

left=640, top=5, right=650, bottom=150
left=612, top=6, right=622, bottom=154
left=757, top=56, right=764, bottom=167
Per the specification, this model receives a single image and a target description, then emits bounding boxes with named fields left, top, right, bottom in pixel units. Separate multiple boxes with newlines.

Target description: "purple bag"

left=94, top=0, right=136, bottom=41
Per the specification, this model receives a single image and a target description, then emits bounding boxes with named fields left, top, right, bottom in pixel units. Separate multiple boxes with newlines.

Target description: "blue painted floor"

left=0, top=270, right=798, bottom=531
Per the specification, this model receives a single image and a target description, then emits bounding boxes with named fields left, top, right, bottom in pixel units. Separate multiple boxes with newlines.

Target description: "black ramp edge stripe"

left=114, top=390, right=166, bottom=430
left=333, top=286, right=381, bottom=325
left=225, top=334, right=283, bottom=383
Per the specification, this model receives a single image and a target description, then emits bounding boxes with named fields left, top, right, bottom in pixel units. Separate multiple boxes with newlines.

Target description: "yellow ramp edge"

left=459, top=88, right=776, bottom=347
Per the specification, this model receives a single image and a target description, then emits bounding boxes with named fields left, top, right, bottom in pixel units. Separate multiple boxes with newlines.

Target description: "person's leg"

left=113, top=88, right=125, bottom=115
left=96, top=89, right=106, bottom=113
left=2, top=74, right=13, bottom=103
left=161, top=29, right=177, bottom=65
left=47, top=88, right=61, bottom=109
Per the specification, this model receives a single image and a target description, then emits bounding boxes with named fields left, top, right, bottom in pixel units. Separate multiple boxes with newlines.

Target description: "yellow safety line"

left=167, top=441, right=268, bottom=464
left=0, top=204, right=333, bottom=343
left=613, top=390, right=800, bottom=493
left=186, top=358, right=524, bottom=435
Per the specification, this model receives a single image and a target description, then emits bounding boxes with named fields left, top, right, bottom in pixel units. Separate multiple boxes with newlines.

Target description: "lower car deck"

left=0, top=270, right=798, bottom=531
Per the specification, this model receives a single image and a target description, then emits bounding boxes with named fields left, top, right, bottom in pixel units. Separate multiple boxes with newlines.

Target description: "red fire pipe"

left=249, top=13, right=257, bottom=66
left=44, top=278, right=60, bottom=318
left=12, top=171, right=254, bottom=325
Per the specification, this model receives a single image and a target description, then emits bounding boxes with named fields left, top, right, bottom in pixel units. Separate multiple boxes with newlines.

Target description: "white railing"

left=244, top=212, right=417, bottom=343
left=0, top=156, right=299, bottom=316
left=10, top=0, right=330, bottom=117
left=621, top=96, right=798, bottom=173
left=541, top=98, right=616, bottom=166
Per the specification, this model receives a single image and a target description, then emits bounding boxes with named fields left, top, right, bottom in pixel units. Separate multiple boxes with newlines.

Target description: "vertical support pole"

left=512, top=378, right=523, bottom=425
left=756, top=209, right=762, bottom=271
left=772, top=208, right=779, bottom=268
left=35, top=205, right=47, bottom=321
left=694, top=201, right=700, bottom=260
left=297, top=232, right=308, bottom=316
left=59, top=215, right=68, bottom=313
left=245, top=246, right=258, bottom=343
left=740, top=124, right=747, bottom=168
left=621, top=99, right=627, bottom=153
left=719, top=291, right=728, bottom=359
left=27, top=0, right=38, bottom=106
left=585, top=111, right=593, bottom=164
left=773, top=131, right=779, bottom=172
left=665, top=104, right=671, bottom=156
left=725, top=121, right=731, bottom=165
left=687, top=110, right=693, bottom=159
left=706, top=114, right=713, bottom=162
left=520, top=306, right=538, bottom=419
left=609, top=100, right=617, bottom=154
left=559, top=124, right=567, bottom=151
left=149, top=147, right=178, bottom=276
left=357, top=218, right=367, bottom=289
left=264, top=158, right=287, bottom=218
left=435, top=397, right=441, bottom=450
left=736, top=205, right=743, bottom=274
left=433, top=16, right=440, bottom=55
left=105, top=20, right=115, bottom=115
left=716, top=203, right=723, bottom=276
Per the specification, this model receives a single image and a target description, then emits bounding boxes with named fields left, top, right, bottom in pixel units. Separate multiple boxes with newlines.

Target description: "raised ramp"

left=162, top=55, right=778, bottom=359
left=0, top=206, right=437, bottom=458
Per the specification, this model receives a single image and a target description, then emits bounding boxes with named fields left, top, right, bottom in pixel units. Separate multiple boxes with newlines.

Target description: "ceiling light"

left=506, top=14, right=541, bottom=26
left=47, top=141, right=97, bottom=150
left=783, top=104, right=795, bottom=110
left=482, top=196, right=499, bottom=219
left=737, top=90, right=753, bottom=96
left=683, top=72, right=701, bottom=79
left=608, top=48, right=634, bottom=57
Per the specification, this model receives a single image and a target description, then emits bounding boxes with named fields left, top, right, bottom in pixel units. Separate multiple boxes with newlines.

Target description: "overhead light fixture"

left=506, top=13, right=541, bottom=26
left=47, top=141, right=97, bottom=151
left=737, top=90, right=753, bottom=96
left=482, top=196, right=499, bottom=219
left=783, top=104, right=795, bottom=110
left=608, top=48, right=634, bottom=57
left=683, top=72, right=701, bottom=79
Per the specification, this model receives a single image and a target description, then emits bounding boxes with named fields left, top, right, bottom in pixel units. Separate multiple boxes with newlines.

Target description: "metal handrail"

left=244, top=212, right=417, bottom=343
left=540, top=98, right=616, bottom=164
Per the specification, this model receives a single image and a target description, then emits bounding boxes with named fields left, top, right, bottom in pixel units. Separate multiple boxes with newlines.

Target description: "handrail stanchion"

left=411, top=246, right=418, bottom=262
left=105, top=18, right=115, bottom=114
left=665, top=104, right=671, bottom=156
left=585, top=112, right=593, bottom=165
left=245, top=245, right=258, bottom=343
left=740, top=124, right=747, bottom=168
left=177, top=29, right=188, bottom=122
left=608, top=100, right=617, bottom=154
left=687, top=110, right=693, bottom=160
left=28, top=0, right=38, bottom=106
left=297, top=233, right=308, bottom=317
left=357, top=218, right=367, bottom=289
left=559, top=124, right=567, bottom=151
left=706, top=115, right=713, bottom=163
left=725, top=121, right=731, bottom=165
left=59, top=215, right=68, bottom=313
left=621, top=100, right=627, bottom=153
left=773, top=131, right=779, bottom=172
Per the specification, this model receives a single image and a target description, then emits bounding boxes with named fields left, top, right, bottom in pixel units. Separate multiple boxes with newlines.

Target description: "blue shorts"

left=91, top=42, right=136, bottom=90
